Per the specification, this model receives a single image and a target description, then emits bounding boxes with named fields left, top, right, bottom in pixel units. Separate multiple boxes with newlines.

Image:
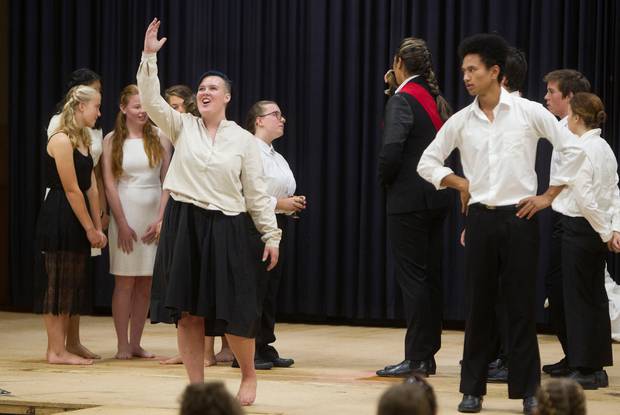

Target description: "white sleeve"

left=572, top=156, right=613, bottom=242
left=417, top=118, right=458, bottom=189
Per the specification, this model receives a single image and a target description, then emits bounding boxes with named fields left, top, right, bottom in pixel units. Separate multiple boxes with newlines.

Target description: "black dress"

left=34, top=147, right=93, bottom=315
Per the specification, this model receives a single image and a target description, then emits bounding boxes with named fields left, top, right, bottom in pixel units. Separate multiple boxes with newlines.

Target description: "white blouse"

left=136, top=52, right=281, bottom=247
left=255, top=138, right=296, bottom=214
left=551, top=128, right=620, bottom=242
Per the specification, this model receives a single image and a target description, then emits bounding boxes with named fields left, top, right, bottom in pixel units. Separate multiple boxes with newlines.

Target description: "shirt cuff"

left=601, top=230, right=613, bottom=243
left=432, top=168, right=454, bottom=190
left=141, top=51, right=157, bottom=61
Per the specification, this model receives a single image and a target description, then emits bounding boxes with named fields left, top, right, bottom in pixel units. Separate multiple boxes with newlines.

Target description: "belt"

left=470, top=203, right=519, bottom=212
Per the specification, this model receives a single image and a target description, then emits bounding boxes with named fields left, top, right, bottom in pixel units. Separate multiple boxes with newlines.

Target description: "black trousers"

left=254, top=215, right=288, bottom=360
left=546, top=210, right=568, bottom=357
left=460, top=205, right=540, bottom=399
left=387, top=208, right=446, bottom=361
left=561, top=216, right=613, bottom=369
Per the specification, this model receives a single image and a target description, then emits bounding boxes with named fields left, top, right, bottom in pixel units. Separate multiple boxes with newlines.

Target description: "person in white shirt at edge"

left=236, top=100, right=305, bottom=370
left=548, top=92, right=618, bottom=389
left=102, top=84, right=172, bottom=360
left=138, top=19, right=281, bottom=406
left=539, top=70, right=592, bottom=379
left=46, top=69, right=107, bottom=361
left=416, top=33, right=574, bottom=415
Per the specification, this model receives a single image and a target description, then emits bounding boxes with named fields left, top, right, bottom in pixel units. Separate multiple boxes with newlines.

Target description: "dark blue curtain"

left=9, top=0, right=620, bottom=323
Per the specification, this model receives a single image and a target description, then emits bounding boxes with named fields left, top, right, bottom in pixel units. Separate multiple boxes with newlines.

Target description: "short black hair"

left=65, top=68, right=101, bottom=93
left=197, top=70, right=232, bottom=94
left=504, top=47, right=527, bottom=93
left=458, top=33, right=509, bottom=83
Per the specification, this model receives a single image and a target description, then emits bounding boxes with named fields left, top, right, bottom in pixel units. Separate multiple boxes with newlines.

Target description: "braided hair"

left=54, top=85, right=99, bottom=149
left=395, top=37, right=452, bottom=121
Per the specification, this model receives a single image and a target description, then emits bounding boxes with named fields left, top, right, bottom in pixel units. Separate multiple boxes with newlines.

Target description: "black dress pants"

left=255, top=215, right=288, bottom=360
left=387, top=208, right=446, bottom=361
left=460, top=205, right=540, bottom=399
left=561, top=216, right=613, bottom=369
left=546, top=210, right=569, bottom=357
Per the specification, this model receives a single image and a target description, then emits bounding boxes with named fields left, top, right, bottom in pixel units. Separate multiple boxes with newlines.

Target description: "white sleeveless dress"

left=108, top=138, right=162, bottom=276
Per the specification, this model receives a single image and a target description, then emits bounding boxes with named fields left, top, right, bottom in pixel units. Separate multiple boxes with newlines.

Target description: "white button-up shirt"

left=255, top=138, right=297, bottom=214
left=137, top=52, right=281, bottom=247
left=551, top=128, right=620, bottom=242
left=417, top=88, right=573, bottom=206
left=549, top=116, right=570, bottom=180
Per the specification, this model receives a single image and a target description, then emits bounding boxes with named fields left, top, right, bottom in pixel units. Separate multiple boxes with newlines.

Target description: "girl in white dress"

left=46, top=69, right=107, bottom=360
left=102, top=84, right=172, bottom=359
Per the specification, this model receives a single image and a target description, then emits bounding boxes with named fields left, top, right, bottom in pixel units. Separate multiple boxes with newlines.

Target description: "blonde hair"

left=110, top=84, right=163, bottom=178
left=54, top=85, right=100, bottom=149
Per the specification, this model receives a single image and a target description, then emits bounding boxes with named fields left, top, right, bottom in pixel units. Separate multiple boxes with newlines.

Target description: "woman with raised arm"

left=137, top=19, right=281, bottom=405
left=102, top=84, right=172, bottom=360
left=35, top=85, right=107, bottom=365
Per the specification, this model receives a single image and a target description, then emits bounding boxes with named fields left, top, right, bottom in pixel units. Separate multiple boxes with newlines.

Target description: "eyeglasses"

left=258, top=111, right=285, bottom=121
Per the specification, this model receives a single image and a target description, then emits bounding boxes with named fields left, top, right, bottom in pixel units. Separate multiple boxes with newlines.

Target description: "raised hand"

left=144, top=18, right=167, bottom=54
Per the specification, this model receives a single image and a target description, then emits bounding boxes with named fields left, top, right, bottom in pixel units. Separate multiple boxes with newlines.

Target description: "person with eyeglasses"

left=138, top=19, right=281, bottom=406
left=234, top=100, right=305, bottom=371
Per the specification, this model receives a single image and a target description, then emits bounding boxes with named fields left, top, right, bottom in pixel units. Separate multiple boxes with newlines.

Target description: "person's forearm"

left=542, top=185, right=565, bottom=201
left=105, top=184, right=129, bottom=228
left=440, top=173, right=469, bottom=193
left=66, top=189, right=96, bottom=232
left=87, top=187, right=103, bottom=231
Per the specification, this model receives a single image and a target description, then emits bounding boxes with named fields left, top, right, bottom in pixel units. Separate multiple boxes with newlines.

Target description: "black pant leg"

left=460, top=208, right=500, bottom=397
left=255, top=216, right=287, bottom=359
left=562, top=217, right=613, bottom=369
left=387, top=209, right=445, bottom=361
left=547, top=211, right=568, bottom=356
left=500, top=214, right=541, bottom=399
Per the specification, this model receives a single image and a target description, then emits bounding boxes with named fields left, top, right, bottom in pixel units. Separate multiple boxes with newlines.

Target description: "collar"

left=394, top=74, right=420, bottom=94
left=579, top=128, right=602, bottom=141
left=469, top=87, right=513, bottom=120
left=255, top=136, right=276, bottom=155
left=559, top=116, right=568, bottom=127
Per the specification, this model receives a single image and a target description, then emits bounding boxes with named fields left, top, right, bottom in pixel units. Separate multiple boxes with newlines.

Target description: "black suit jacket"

left=378, top=77, right=451, bottom=214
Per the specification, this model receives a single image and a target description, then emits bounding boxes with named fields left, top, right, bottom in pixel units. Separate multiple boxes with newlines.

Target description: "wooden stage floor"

left=0, top=311, right=618, bottom=414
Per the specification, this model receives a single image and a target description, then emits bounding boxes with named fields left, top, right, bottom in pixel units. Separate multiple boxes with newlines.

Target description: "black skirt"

left=151, top=199, right=259, bottom=338
left=33, top=188, right=91, bottom=315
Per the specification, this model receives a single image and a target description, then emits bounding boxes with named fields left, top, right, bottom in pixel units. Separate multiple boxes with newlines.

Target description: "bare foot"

left=160, top=355, right=183, bottom=365
left=204, top=358, right=216, bottom=367
left=115, top=345, right=133, bottom=360
left=215, top=347, right=234, bottom=363
left=236, top=376, right=257, bottom=406
left=66, top=343, right=101, bottom=359
left=131, top=346, right=155, bottom=358
left=47, top=350, right=93, bottom=365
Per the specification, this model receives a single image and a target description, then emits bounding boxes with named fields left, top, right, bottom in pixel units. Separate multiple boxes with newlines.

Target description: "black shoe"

left=567, top=370, right=598, bottom=390
left=543, top=357, right=569, bottom=376
left=376, top=360, right=413, bottom=377
left=487, top=365, right=508, bottom=383
left=488, top=358, right=503, bottom=370
left=231, top=358, right=273, bottom=370
left=523, top=396, right=537, bottom=414
left=428, top=357, right=437, bottom=375
left=457, top=395, right=482, bottom=413
left=271, top=357, right=294, bottom=367
left=595, top=369, right=609, bottom=387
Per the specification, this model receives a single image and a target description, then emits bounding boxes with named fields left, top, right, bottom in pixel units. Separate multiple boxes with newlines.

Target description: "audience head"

left=179, top=382, right=243, bottom=415
left=377, top=374, right=437, bottom=415
left=502, top=47, right=527, bottom=93
left=111, top=84, right=162, bottom=177
left=544, top=69, right=591, bottom=118
left=567, top=92, right=606, bottom=135
left=57, top=85, right=101, bottom=148
left=196, top=70, right=232, bottom=120
left=535, top=378, right=586, bottom=415
left=392, top=37, right=452, bottom=121
left=245, top=100, right=286, bottom=142
left=458, top=33, right=509, bottom=97
left=165, top=84, right=199, bottom=116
